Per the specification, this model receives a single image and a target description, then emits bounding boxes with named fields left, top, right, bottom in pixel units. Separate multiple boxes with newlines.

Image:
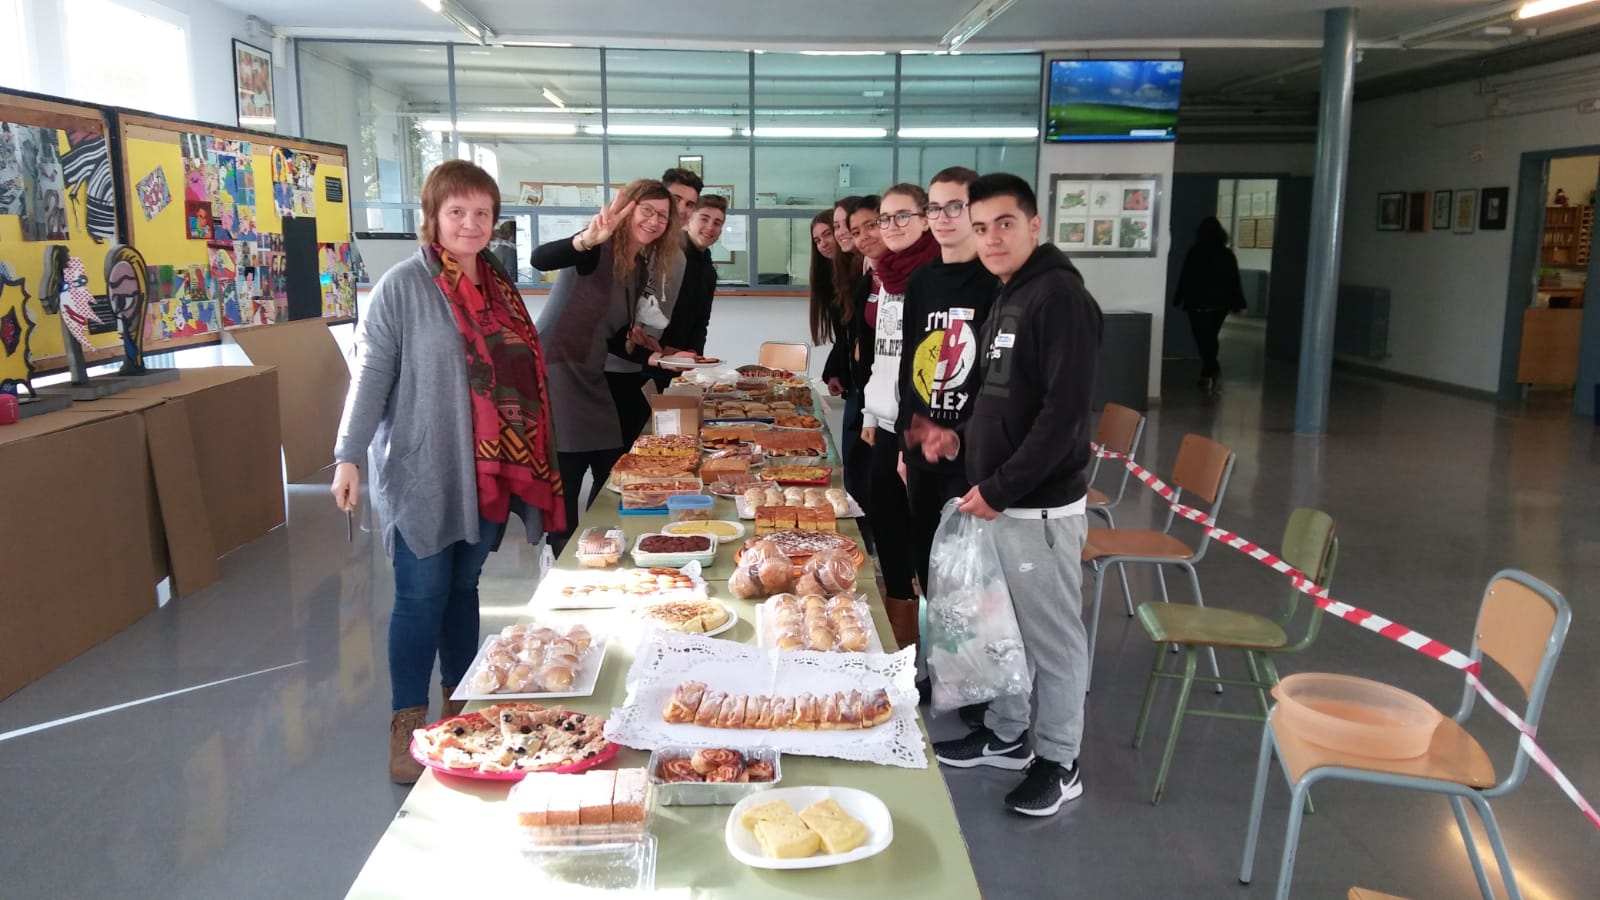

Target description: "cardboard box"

left=0, top=410, right=159, bottom=699
left=228, top=320, right=351, bottom=482
left=649, top=392, right=702, bottom=437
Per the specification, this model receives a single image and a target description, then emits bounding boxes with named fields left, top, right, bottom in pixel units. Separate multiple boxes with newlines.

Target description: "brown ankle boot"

left=389, top=706, right=427, bottom=784
left=885, top=597, right=921, bottom=652
left=441, top=686, right=465, bottom=720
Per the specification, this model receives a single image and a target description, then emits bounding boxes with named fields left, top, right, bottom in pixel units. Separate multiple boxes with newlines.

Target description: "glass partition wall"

left=299, top=43, right=1042, bottom=287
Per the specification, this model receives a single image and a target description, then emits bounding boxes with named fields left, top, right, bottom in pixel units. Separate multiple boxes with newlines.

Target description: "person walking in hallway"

left=1172, top=216, right=1246, bottom=394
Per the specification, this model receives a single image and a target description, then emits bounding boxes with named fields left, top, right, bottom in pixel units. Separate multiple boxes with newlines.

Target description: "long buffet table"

left=344, top=386, right=982, bottom=898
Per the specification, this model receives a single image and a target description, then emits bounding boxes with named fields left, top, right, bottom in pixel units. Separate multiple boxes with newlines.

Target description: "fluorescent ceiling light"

left=941, top=0, right=1017, bottom=52
left=417, top=0, right=495, bottom=45
left=417, top=0, right=441, bottom=10
left=1518, top=0, right=1598, bottom=17
left=593, top=124, right=735, bottom=137
left=899, top=126, right=1038, bottom=139
left=503, top=40, right=575, bottom=47
left=753, top=126, right=888, bottom=138
left=541, top=87, right=565, bottom=109
left=799, top=50, right=887, bottom=56
left=420, top=119, right=578, bottom=135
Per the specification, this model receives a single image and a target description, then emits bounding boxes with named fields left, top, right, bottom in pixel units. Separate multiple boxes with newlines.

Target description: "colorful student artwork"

left=136, top=167, right=173, bottom=220
left=60, top=256, right=101, bottom=350
left=0, top=264, right=40, bottom=396
left=319, top=241, right=356, bottom=318
left=60, top=130, right=114, bottom=241
left=1, top=123, right=70, bottom=240
left=103, top=244, right=152, bottom=371
left=1050, top=173, right=1162, bottom=257
left=272, top=146, right=318, bottom=218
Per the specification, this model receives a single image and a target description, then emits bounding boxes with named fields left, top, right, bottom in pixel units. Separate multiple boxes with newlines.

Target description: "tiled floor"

left=2, top=323, right=1596, bottom=899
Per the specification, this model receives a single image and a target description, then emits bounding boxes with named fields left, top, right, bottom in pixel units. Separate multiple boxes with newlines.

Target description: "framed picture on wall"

left=232, top=40, right=275, bottom=128
left=1236, top=217, right=1258, bottom=249
left=1048, top=173, right=1161, bottom=257
left=1431, top=190, right=1453, bottom=230
left=1406, top=191, right=1428, bottom=232
left=1377, top=192, right=1405, bottom=231
left=1479, top=186, right=1509, bottom=230
left=678, top=155, right=704, bottom=178
left=1453, top=189, right=1478, bottom=234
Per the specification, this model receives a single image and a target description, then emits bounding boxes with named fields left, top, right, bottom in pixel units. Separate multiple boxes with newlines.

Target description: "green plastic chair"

left=1239, top=570, right=1572, bottom=900
left=1131, top=507, right=1339, bottom=804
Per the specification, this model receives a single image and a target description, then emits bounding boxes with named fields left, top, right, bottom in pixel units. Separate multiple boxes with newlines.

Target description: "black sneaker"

left=933, top=727, right=1033, bottom=770
left=1004, top=759, right=1083, bottom=817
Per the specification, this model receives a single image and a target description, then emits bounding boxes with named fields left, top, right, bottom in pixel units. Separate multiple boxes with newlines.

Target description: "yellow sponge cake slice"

left=798, top=798, right=869, bottom=855
left=739, top=799, right=803, bottom=831
left=754, top=818, right=823, bottom=859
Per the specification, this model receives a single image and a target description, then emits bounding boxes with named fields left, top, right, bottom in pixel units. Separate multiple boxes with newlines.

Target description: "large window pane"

left=897, top=53, right=1040, bottom=187
left=298, top=41, right=451, bottom=233
left=62, top=0, right=191, bottom=117
left=605, top=49, right=751, bottom=284
left=754, top=53, right=895, bottom=206
left=755, top=216, right=821, bottom=286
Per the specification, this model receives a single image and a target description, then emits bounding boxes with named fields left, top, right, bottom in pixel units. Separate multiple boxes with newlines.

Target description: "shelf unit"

left=1542, top=205, right=1593, bottom=267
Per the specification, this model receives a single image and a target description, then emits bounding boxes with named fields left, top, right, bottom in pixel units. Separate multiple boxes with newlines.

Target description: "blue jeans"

left=389, top=516, right=506, bottom=712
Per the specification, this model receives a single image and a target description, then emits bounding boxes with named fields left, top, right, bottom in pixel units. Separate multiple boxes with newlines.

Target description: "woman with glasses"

left=533, top=179, right=686, bottom=556
left=860, top=184, right=940, bottom=651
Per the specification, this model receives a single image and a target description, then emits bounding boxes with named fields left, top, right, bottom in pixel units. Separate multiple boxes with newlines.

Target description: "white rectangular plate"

left=450, top=628, right=610, bottom=701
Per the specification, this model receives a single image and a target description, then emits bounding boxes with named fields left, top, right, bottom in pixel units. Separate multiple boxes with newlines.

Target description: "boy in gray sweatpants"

left=911, top=173, right=1102, bottom=817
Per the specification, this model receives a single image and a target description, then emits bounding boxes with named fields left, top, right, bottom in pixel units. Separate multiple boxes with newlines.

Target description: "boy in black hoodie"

left=917, top=173, right=1102, bottom=818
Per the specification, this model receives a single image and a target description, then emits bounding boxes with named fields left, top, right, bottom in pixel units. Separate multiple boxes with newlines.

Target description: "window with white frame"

left=60, top=0, right=192, bottom=118
left=0, top=0, right=27, bottom=90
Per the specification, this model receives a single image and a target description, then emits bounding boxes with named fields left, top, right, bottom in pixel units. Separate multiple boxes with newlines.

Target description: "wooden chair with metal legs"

left=1080, top=433, right=1236, bottom=690
left=1239, top=570, right=1573, bottom=900
left=1132, top=507, right=1338, bottom=804
left=1086, top=402, right=1146, bottom=528
left=758, top=341, right=809, bottom=373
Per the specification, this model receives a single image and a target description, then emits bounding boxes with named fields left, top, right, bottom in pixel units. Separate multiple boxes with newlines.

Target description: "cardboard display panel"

left=228, top=319, right=350, bottom=482
left=114, top=112, right=353, bottom=355
left=143, top=398, right=221, bottom=594
left=0, top=90, right=124, bottom=389
left=0, top=410, right=159, bottom=699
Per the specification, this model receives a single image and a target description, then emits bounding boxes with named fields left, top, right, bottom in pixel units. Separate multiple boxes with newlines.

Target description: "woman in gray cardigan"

left=533, top=179, right=688, bottom=556
left=332, top=161, right=564, bottom=783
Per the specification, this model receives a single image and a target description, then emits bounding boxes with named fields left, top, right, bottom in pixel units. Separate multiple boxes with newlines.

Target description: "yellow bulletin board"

left=114, top=112, right=353, bottom=355
left=0, top=90, right=123, bottom=390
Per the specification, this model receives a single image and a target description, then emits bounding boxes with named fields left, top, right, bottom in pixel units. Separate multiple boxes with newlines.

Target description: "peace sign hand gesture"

left=580, top=192, right=635, bottom=248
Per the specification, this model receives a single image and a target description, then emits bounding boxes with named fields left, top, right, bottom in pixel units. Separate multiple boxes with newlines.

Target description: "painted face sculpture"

left=104, top=244, right=151, bottom=374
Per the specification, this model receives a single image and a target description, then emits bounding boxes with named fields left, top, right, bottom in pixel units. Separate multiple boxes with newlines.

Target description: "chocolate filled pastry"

left=659, top=757, right=702, bottom=782
left=691, top=747, right=743, bottom=775
left=695, top=690, right=727, bottom=727
left=705, top=762, right=747, bottom=783
left=744, top=760, right=777, bottom=782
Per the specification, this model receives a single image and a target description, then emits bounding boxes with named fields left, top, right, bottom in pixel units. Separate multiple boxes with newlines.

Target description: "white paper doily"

left=604, top=631, right=926, bottom=769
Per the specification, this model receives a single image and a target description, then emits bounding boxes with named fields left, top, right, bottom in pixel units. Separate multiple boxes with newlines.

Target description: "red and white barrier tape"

left=1092, top=443, right=1598, bottom=830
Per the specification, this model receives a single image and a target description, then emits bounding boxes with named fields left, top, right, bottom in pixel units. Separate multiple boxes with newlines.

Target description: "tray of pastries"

left=772, top=414, right=822, bottom=429
left=453, top=622, right=608, bottom=700
left=755, top=430, right=828, bottom=458
left=537, top=564, right=708, bottom=609
left=620, top=478, right=703, bottom=510
left=631, top=434, right=701, bottom=458
left=649, top=746, right=780, bottom=806
left=737, top=532, right=860, bottom=567
left=738, top=486, right=856, bottom=519
left=758, top=465, right=832, bottom=486
left=510, top=767, right=652, bottom=848
left=663, top=681, right=893, bottom=731
left=701, top=424, right=770, bottom=449
left=636, top=599, right=738, bottom=637
left=758, top=592, right=881, bottom=653
left=411, top=701, right=617, bottom=779
left=699, top=455, right=752, bottom=485
left=710, top=473, right=764, bottom=496
left=609, top=452, right=700, bottom=487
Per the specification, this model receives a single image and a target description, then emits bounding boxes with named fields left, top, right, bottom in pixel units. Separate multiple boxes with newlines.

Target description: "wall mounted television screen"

left=1045, top=60, right=1184, bottom=142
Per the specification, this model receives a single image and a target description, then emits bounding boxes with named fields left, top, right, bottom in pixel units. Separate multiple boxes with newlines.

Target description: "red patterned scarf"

left=875, top=230, right=940, bottom=295
left=428, top=244, right=566, bottom=533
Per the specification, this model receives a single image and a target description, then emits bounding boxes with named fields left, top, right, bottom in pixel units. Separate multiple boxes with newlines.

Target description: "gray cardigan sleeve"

left=334, top=281, right=401, bottom=466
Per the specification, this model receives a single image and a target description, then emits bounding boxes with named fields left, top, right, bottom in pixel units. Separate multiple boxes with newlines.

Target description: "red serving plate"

left=409, top=712, right=622, bottom=782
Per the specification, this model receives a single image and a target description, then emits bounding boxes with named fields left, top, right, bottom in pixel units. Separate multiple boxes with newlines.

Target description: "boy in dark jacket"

left=916, top=173, right=1102, bottom=818
left=652, top=194, right=725, bottom=390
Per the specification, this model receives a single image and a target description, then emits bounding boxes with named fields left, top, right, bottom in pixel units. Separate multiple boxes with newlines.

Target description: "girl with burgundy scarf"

left=333, top=161, right=565, bottom=783
left=859, top=183, right=940, bottom=651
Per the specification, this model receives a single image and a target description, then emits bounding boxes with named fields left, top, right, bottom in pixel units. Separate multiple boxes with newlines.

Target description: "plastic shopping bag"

left=925, top=499, right=1030, bottom=716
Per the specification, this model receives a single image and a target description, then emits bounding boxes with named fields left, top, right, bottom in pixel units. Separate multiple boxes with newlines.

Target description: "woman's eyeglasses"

left=875, top=210, right=925, bottom=229
left=925, top=201, right=967, bottom=220
left=635, top=206, right=667, bottom=223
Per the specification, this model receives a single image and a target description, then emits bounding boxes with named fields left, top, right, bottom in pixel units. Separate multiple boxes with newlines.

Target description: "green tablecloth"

left=345, top=397, right=980, bottom=899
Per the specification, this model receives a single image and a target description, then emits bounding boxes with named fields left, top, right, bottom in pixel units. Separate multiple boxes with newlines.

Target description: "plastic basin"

left=1272, top=673, right=1442, bottom=759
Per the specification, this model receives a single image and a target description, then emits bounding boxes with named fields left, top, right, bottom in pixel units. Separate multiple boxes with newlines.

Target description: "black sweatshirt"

left=661, top=232, right=716, bottom=355
left=964, top=244, right=1103, bottom=511
left=895, top=256, right=1000, bottom=475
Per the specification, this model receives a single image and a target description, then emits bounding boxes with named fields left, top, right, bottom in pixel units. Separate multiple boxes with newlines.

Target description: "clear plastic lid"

left=666, top=494, right=715, bottom=510
left=510, top=768, right=657, bottom=850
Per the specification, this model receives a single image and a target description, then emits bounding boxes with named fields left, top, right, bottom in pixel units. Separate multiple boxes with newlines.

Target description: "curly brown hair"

left=610, top=178, right=682, bottom=295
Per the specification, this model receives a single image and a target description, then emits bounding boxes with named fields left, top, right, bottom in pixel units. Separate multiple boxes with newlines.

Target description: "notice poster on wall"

left=1049, top=173, right=1161, bottom=258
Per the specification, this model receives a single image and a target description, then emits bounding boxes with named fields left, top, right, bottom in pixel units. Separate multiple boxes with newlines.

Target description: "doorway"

left=1499, top=147, right=1600, bottom=416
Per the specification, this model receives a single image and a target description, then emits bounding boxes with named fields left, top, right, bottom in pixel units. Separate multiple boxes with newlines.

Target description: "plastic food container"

left=516, top=835, right=657, bottom=890
left=620, top=477, right=703, bottom=511
left=631, top=533, right=717, bottom=568
left=510, top=769, right=657, bottom=850
left=668, top=494, right=716, bottom=522
left=1271, top=672, right=1443, bottom=759
left=647, top=746, right=782, bottom=806
left=574, top=526, right=625, bottom=568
